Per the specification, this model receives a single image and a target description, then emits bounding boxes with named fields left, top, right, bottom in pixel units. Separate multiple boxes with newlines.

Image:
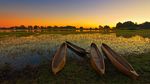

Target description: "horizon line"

left=0, top=21, right=149, bottom=28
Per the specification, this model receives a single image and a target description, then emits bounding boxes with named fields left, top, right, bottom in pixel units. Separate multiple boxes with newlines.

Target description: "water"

left=0, top=31, right=150, bottom=69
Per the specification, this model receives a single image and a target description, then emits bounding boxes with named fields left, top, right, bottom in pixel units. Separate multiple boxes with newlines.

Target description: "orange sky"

left=0, top=0, right=150, bottom=28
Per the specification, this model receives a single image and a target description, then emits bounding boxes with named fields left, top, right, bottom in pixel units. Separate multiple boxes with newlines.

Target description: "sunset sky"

left=0, top=0, right=150, bottom=28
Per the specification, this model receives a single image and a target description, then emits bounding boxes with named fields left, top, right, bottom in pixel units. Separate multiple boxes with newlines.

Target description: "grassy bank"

left=0, top=31, right=36, bottom=38
left=0, top=30, right=101, bottom=38
left=0, top=52, right=150, bottom=84
left=0, top=29, right=150, bottom=38
left=116, top=29, right=150, bottom=38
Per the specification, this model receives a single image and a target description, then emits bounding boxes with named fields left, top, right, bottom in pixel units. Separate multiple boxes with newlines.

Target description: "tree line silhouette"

left=0, top=25, right=77, bottom=30
left=116, top=21, right=150, bottom=30
left=0, top=21, right=150, bottom=30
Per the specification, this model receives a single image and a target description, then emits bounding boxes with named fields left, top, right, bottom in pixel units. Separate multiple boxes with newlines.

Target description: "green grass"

left=0, top=53, right=150, bottom=84
left=1, top=29, right=150, bottom=38
left=116, top=29, right=150, bottom=38
left=0, top=29, right=150, bottom=84
left=0, top=31, right=99, bottom=38
left=0, top=31, right=35, bottom=38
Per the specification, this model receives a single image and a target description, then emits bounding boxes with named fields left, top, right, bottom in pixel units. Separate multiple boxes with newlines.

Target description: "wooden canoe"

left=66, top=41, right=88, bottom=58
left=90, top=43, right=105, bottom=75
left=101, top=43, right=139, bottom=79
left=52, top=42, right=67, bottom=75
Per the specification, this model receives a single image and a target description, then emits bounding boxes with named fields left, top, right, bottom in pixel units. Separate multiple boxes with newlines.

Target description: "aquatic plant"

left=0, top=33, right=150, bottom=69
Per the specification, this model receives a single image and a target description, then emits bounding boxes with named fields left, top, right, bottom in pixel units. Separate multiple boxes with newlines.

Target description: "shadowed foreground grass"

left=0, top=53, right=150, bottom=84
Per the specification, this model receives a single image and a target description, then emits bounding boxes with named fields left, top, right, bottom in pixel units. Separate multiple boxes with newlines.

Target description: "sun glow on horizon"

left=0, top=0, right=150, bottom=28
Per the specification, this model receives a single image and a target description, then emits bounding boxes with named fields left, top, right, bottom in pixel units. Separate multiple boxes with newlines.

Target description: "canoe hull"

left=101, top=43, right=139, bottom=79
left=52, top=43, right=67, bottom=75
left=90, top=43, right=105, bottom=75
left=66, top=41, right=87, bottom=58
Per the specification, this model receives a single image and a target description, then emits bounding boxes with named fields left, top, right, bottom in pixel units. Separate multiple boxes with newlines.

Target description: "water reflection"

left=1, top=29, right=149, bottom=38
left=0, top=29, right=43, bottom=33
left=0, top=32, right=150, bottom=69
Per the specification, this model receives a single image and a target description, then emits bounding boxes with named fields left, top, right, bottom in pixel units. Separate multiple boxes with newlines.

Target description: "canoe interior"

left=52, top=43, right=67, bottom=68
left=66, top=41, right=86, bottom=52
left=91, top=43, right=104, bottom=70
left=101, top=43, right=134, bottom=71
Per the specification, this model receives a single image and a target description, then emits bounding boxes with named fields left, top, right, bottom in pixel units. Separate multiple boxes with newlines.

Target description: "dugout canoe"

left=66, top=41, right=88, bottom=58
left=52, top=42, right=67, bottom=75
left=90, top=43, right=105, bottom=75
left=101, top=43, right=139, bottom=79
